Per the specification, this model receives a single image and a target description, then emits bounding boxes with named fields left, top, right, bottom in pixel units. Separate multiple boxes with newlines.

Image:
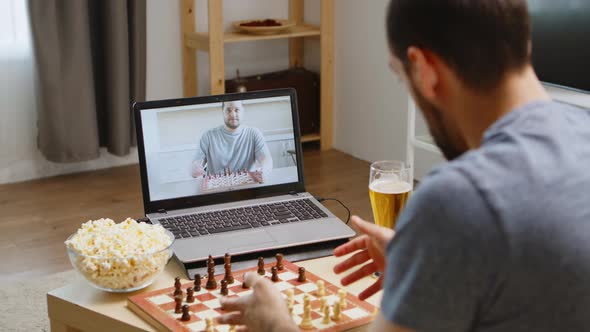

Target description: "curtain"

left=27, top=0, right=146, bottom=162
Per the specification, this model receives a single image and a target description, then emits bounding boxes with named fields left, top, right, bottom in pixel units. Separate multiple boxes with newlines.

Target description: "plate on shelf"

left=233, top=19, right=296, bottom=35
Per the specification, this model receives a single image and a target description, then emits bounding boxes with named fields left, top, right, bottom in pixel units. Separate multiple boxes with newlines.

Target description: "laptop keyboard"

left=158, top=199, right=329, bottom=240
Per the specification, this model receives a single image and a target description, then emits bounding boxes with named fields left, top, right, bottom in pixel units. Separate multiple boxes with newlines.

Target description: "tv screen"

left=529, top=0, right=590, bottom=93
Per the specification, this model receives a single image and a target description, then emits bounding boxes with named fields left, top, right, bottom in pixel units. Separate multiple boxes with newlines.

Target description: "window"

left=0, top=0, right=30, bottom=58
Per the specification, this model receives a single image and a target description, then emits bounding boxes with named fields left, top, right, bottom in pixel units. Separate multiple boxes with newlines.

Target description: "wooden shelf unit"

left=180, top=0, right=334, bottom=150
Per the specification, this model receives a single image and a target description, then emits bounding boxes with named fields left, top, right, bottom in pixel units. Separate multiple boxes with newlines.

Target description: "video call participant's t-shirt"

left=195, top=125, right=266, bottom=175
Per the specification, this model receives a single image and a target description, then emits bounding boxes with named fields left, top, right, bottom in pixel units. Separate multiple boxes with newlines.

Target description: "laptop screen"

left=140, top=95, right=300, bottom=202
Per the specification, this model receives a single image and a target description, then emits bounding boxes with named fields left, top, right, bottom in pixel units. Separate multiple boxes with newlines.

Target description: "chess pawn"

left=332, top=302, right=341, bottom=321
left=271, top=266, right=279, bottom=282
left=194, top=273, right=201, bottom=292
left=303, top=293, right=311, bottom=307
left=316, top=280, right=325, bottom=297
left=286, top=289, right=294, bottom=308
left=186, top=287, right=195, bottom=303
left=205, top=317, right=215, bottom=332
left=298, top=267, right=306, bottom=282
left=174, top=295, right=183, bottom=314
left=257, top=257, right=265, bottom=275
left=181, top=304, right=191, bottom=321
left=220, top=279, right=229, bottom=296
left=320, top=296, right=327, bottom=312
left=338, top=289, right=347, bottom=309
left=275, top=253, right=284, bottom=271
left=322, top=305, right=331, bottom=324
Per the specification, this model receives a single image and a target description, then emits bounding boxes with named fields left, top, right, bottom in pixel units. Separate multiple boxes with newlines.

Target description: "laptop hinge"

left=157, top=209, right=167, bottom=214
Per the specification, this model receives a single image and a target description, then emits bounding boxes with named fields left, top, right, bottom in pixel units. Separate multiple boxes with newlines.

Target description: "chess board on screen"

left=128, top=255, right=377, bottom=332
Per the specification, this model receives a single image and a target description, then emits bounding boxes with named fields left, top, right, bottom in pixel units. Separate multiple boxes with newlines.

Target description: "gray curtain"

left=28, top=0, right=146, bottom=162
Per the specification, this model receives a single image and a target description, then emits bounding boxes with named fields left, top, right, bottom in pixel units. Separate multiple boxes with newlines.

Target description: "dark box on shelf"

left=225, top=68, right=320, bottom=136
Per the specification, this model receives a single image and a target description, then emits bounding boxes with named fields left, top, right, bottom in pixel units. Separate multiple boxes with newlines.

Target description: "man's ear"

left=406, top=47, right=439, bottom=99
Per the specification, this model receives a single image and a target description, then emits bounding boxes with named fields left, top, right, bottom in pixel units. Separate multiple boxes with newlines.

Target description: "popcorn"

left=65, top=218, right=174, bottom=290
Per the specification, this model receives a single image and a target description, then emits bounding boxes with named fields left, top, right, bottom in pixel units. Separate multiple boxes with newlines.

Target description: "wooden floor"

left=0, top=150, right=372, bottom=283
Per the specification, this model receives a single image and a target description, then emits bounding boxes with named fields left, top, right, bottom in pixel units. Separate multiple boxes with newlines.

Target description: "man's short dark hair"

left=387, top=0, right=531, bottom=91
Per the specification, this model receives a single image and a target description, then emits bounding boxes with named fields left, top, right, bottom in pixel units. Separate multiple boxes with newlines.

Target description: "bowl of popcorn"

left=65, top=218, right=174, bottom=293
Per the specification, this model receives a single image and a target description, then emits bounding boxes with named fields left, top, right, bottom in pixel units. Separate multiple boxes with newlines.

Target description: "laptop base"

left=177, top=239, right=348, bottom=280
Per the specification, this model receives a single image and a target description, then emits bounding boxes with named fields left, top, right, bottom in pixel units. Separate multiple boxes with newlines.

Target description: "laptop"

left=134, top=88, right=355, bottom=273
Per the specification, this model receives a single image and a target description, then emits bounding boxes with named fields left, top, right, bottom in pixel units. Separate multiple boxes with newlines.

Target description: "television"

left=529, top=0, right=590, bottom=97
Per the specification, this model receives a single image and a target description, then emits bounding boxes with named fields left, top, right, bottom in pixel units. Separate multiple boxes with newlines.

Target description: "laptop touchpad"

left=227, top=230, right=277, bottom=252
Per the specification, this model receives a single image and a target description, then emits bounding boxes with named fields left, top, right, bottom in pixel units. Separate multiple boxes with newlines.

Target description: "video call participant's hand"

left=333, top=216, right=395, bottom=300
left=248, top=170, right=264, bottom=183
left=191, top=161, right=205, bottom=178
left=218, top=272, right=298, bottom=332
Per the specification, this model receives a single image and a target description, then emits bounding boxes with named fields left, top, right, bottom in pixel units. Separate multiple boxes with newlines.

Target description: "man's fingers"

left=236, top=326, right=248, bottom=332
left=352, top=217, right=394, bottom=247
left=340, top=262, right=378, bottom=286
left=333, top=235, right=368, bottom=257
left=217, top=312, right=244, bottom=325
left=358, top=277, right=383, bottom=301
left=219, top=295, right=249, bottom=312
left=333, top=250, right=371, bottom=274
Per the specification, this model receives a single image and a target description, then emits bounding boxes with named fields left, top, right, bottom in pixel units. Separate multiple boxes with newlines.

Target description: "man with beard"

left=217, top=0, right=590, bottom=331
left=192, top=100, right=272, bottom=182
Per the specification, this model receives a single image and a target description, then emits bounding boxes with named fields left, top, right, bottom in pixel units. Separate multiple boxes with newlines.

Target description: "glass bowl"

left=65, top=230, right=174, bottom=293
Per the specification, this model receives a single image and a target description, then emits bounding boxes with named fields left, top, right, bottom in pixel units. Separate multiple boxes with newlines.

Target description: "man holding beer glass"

left=218, top=1, right=590, bottom=331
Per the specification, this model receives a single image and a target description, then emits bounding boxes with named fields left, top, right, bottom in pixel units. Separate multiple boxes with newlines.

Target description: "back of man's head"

left=387, top=0, right=531, bottom=91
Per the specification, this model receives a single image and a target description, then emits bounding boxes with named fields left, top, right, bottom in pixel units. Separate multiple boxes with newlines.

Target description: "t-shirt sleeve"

left=195, top=133, right=208, bottom=163
left=381, top=168, right=501, bottom=332
left=252, top=128, right=267, bottom=159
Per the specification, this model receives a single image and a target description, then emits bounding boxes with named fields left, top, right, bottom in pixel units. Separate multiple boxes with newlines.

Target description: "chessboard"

left=128, top=255, right=377, bottom=332
left=202, top=171, right=255, bottom=192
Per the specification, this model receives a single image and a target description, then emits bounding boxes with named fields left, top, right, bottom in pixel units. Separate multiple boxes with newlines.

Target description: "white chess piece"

left=320, top=296, right=327, bottom=312
left=299, top=302, right=314, bottom=329
left=316, top=280, right=325, bottom=297
left=205, top=317, right=215, bottom=332
left=286, top=289, right=295, bottom=308
left=332, top=302, right=341, bottom=321
left=322, top=305, right=331, bottom=324
left=338, top=289, right=347, bottom=309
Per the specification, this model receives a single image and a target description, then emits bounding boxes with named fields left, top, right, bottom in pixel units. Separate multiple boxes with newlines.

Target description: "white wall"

left=333, top=0, right=409, bottom=164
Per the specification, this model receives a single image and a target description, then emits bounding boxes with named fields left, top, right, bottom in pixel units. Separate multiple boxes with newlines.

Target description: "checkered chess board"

left=127, top=260, right=377, bottom=331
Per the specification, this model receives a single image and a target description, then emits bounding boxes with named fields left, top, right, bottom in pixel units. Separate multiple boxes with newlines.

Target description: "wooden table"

left=47, top=255, right=381, bottom=332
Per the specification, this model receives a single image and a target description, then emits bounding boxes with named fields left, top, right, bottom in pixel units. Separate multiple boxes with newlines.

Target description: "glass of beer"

left=369, top=160, right=413, bottom=230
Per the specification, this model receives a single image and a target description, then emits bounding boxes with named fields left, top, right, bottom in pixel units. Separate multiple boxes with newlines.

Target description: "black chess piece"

left=276, top=253, right=284, bottom=271
left=271, top=266, right=279, bottom=282
left=181, top=304, right=191, bottom=321
left=298, top=267, right=306, bottom=282
left=257, top=257, right=265, bottom=275
left=220, top=279, right=228, bottom=296
left=194, top=273, right=201, bottom=292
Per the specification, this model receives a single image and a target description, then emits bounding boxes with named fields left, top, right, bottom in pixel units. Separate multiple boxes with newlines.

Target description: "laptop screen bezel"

left=134, top=88, right=306, bottom=214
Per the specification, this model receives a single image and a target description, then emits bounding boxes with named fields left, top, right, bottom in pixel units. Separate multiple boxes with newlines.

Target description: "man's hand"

left=191, top=161, right=205, bottom=178
left=248, top=170, right=264, bottom=183
left=333, top=216, right=395, bottom=300
left=218, top=272, right=298, bottom=332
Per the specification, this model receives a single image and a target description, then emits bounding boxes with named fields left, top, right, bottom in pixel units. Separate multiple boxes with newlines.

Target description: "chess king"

left=191, top=100, right=273, bottom=183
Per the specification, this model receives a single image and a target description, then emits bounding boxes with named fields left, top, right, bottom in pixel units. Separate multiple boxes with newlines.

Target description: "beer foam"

left=370, top=179, right=412, bottom=194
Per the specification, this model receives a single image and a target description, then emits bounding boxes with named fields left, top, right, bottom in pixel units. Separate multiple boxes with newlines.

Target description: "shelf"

left=301, top=133, right=321, bottom=143
left=412, top=135, right=442, bottom=154
left=185, top=24, right=321, bottom=51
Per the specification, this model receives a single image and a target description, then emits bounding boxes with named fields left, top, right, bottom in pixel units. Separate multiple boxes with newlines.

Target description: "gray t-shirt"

left=382, top=101, right=590, bottom=331
left=195, top=125, right=266, bottom=175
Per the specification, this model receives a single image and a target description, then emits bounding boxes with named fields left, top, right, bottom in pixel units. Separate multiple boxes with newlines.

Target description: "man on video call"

left=191, top=100, right=273, bottom=183
left=216, top=0, right=590, bottom=331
